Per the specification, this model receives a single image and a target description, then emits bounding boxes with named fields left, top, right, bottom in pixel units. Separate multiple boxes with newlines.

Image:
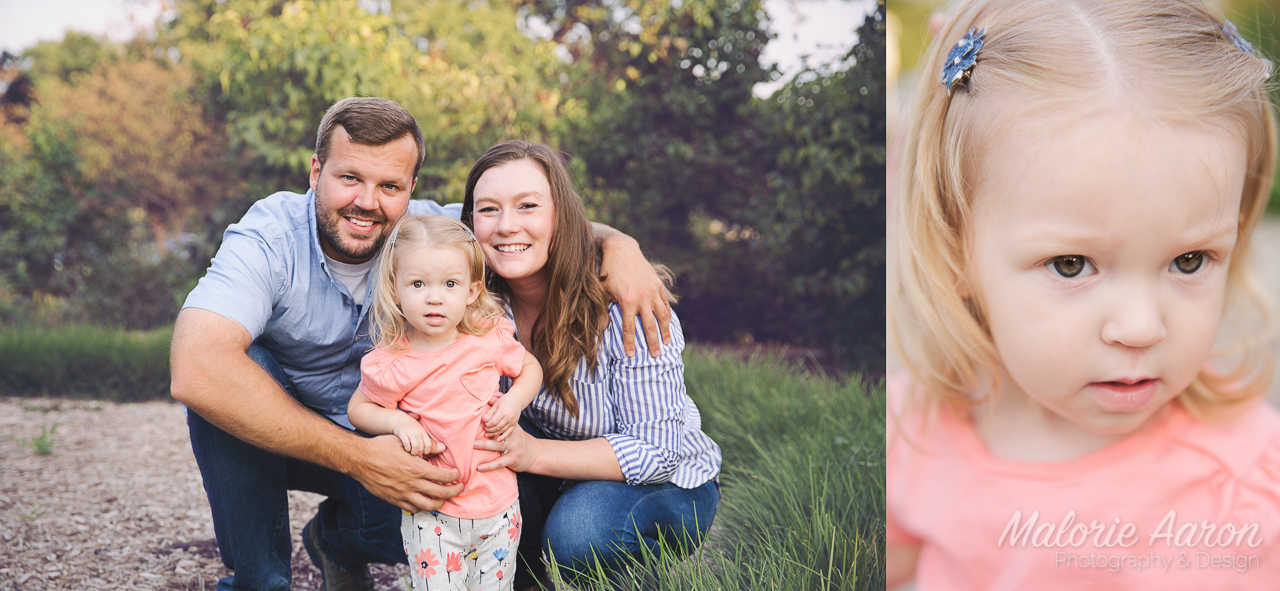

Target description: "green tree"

left=0, top=34, right=235, bottom=328
left=162, top=0, right=573, bottom=200
left=748, top=5, right=886, bottom=367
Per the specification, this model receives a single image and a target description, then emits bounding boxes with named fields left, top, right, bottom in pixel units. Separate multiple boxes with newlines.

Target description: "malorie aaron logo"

left=997, top=510, right=1264, bottom=574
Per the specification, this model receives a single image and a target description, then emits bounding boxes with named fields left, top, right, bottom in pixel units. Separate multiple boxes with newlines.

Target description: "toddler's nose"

left=1100, top=290, right=1166, bottom=348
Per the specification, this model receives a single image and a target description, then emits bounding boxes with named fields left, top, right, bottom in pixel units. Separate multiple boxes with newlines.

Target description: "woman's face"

left=470, top=158, right=556, bottom=287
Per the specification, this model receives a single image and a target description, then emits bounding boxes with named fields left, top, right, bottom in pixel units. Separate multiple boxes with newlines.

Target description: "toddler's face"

left=967, top=109, right=1246, bottom=435
left=396, top=244, right=481, bottom=350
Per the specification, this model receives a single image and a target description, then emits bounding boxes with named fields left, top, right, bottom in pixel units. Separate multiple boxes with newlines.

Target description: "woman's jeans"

left=185, top=345, right=403, bottom=591
left=513, top=419, right=721, bottom=589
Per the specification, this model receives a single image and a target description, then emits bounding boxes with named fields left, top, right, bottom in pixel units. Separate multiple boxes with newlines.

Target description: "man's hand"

left=171, top=308, right=462, bottom=513
left=595, top=224, right=672, bottom=357
left=349, top=435, right=463, bottom=514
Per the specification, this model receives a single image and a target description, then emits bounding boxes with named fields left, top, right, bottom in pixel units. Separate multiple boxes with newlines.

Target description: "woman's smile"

left=470, top=158, right=557, bottom=287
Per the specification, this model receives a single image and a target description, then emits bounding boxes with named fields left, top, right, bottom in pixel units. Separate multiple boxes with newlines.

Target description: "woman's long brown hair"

left=463, top=140, right=609, bottom=418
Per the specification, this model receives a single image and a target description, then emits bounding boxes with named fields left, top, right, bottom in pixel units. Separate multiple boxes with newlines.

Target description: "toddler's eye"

left=446, top=280, right=457, bottom=288
left=411, top=280, right=423, bottom=288
left=1048, top=255, right=1093, bottom=278
left=1170, top=251, right=1205, bottom=274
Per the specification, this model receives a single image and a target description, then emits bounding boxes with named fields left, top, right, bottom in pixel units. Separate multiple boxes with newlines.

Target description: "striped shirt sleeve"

left=600, top=306, right=690, bottom=486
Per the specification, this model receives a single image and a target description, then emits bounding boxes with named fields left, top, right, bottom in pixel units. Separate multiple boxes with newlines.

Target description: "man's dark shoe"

left=302, top=515, right=376, bottom=591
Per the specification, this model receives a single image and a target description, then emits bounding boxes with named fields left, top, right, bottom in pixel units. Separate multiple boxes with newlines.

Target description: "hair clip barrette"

left=1221, top=20, right=1258, bottom=58
left=941, top=27, right=985, bottom=96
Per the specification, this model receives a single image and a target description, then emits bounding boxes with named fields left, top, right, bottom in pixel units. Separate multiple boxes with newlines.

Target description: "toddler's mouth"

left=1089, top=378, right=1157, bottom=412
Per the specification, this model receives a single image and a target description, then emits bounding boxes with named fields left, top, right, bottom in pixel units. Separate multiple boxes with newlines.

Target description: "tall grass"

left=548, top=348, right=885, bottom=591
left=0, top=325, right=172, bottom=401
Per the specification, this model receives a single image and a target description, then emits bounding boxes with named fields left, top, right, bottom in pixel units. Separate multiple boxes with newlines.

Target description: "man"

left=170, top=97, right=672, bottom=591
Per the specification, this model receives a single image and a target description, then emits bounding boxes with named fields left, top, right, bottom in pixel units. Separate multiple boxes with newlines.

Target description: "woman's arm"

left=476, top=431, right=625, bottom=481
left=477, top=307, right=705, bottom=485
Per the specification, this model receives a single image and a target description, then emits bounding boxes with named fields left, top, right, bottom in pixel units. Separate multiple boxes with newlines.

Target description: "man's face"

left=310, top=126, right=418, bottom=263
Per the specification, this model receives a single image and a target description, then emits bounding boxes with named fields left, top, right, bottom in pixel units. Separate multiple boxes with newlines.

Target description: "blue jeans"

left=514, top=419, right=720, bottom=589
left=185, top=345, right=403, bottom=591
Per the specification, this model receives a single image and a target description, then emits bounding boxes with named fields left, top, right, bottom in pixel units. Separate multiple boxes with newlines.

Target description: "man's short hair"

left=315, top=97, right=425, bottom=181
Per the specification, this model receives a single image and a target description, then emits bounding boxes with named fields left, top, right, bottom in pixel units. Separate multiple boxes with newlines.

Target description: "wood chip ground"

left=0, top=398, right=411, bottom=591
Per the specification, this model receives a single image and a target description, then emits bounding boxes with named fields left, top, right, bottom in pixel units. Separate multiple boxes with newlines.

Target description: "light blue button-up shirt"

left=182, top=190, right=461, bottom=428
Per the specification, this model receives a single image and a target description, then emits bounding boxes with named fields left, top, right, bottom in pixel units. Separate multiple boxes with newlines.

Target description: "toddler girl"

left=888, top=0, right=1280, bottom=588
left=348, top=214, right=542, bottom=591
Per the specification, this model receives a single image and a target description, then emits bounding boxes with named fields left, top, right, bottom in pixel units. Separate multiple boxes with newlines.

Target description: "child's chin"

left=1073, top=408, right=1161, bottom=437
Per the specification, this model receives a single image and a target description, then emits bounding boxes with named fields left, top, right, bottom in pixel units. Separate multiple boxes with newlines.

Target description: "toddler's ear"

left=467, top=280, right=483, bottom=305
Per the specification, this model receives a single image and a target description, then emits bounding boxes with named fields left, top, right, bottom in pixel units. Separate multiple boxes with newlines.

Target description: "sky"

left=0, top=0, right=871, bottom=96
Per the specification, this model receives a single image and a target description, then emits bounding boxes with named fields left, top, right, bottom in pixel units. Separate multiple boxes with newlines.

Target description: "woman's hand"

left=475, top=423, right=539, bottom=473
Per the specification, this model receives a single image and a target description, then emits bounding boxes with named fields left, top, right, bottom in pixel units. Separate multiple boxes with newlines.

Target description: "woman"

left=463, top=140, right=722, bottom=588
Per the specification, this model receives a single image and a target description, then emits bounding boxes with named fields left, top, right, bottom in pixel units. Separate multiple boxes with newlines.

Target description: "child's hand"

left=392, top=418, right=434, bottom=458
left=483, top=396, right=522, bottom=441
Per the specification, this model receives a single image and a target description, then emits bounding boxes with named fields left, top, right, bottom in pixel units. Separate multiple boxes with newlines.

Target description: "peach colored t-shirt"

left=359, top=318, right=526, bottom=519
left=887, top=375, right=1280, bottom=590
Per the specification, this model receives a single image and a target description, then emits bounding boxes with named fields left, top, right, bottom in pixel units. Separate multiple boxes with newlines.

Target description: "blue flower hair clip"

left=1221, top=20, right=1257, bottom=58
left=941, top=27, right=985, bottom=96
left=462, top=226, right=477, bottom=243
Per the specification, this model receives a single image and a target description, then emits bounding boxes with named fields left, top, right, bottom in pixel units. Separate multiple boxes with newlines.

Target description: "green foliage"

left=20, top=32, right=116, bottom=87
left=2, top=35, right=238, bottom=329
left=166, top=0, right=417, bottom=172
left=748, top=7, right=887, bottom=367
left=0, top=325, right=172, bottom=401
left=17, top=423, right=61, bottom=455
left=163, top=0, right=571, bottom=199
left=1229, top=3, right=1280, bottom=213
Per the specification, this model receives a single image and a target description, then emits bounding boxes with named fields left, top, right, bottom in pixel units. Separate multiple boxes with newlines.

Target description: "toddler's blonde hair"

left=369, top=214, right=504, bottom=350
left=890, top=0, right=1277, bottom=410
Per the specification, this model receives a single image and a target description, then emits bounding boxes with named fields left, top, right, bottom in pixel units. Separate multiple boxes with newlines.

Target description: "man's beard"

left=315, top=186, right=389, bottom=262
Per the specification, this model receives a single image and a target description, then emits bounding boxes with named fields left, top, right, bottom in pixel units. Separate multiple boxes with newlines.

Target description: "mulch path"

left=0, top=397, right=411, bottom=591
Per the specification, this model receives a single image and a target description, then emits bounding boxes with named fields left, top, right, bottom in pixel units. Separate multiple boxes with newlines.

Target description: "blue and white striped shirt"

left=511, top=304, right=722, bottom=489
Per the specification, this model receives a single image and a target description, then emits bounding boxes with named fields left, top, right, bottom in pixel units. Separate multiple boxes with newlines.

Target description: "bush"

left=0, top=325, right=171, bottom=401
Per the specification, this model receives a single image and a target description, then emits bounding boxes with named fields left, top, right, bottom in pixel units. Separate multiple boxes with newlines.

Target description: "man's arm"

left=169, top=308, right=461, bottom=512
left=591, top=222, right=673, bottom=358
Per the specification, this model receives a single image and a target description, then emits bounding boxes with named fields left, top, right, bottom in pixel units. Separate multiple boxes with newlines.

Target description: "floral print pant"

left=403, top=501, right=521, bottom=591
